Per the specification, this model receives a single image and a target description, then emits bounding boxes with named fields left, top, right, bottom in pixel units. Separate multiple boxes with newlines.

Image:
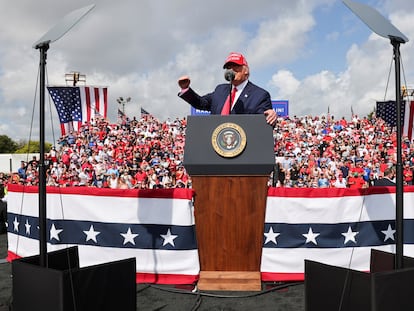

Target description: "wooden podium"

left=184, top=115, right=274, bottom=291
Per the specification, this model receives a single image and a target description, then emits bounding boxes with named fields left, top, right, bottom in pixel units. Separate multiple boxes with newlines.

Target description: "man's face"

left=225, top=63, right=249, bottom=86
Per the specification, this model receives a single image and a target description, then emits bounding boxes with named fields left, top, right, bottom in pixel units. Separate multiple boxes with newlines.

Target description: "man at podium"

left=178, top=54, right=276, bottom=291
left=177, top=52, right=277, bottom=126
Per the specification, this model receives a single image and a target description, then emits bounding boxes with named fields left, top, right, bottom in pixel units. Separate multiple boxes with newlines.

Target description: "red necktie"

left=221, top=87, right=237, bottom=115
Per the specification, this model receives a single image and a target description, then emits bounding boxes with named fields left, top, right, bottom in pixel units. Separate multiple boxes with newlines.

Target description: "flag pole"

left=37, top=42, right=49, bottom=267
left=393, top=39, right=404, bottom=269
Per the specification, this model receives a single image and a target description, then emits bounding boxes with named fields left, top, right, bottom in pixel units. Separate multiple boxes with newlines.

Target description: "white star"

left=121, top=227, right=139, bottom=245
left=13, top=217, right=19, bottom=232
left=83, top=225, right=101, bottom=243
left=161, top=228, right=178, bottom=247
left=342, top=226, right=359, bottom=244
left=303, top=227, right=320, bottom=245
left=50, top=223, right=63, bottom=241
left=381, top=224, right=396, bottom=242
left=264, top=227, right=280, bottom=245
left=25, top=219, right=31, bottom=235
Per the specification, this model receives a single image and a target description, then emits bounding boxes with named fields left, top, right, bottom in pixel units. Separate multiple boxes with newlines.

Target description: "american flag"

left=117, top=108, right=126, bottom=123
left=404, top=101, right=414, bottom=140
left=376, top=100, right=414, bottom=140
left=141, top=107, right=150, bottom=116
left=118, top=108, right=126, bottom=118
left=376, top=100, right=403, bottom=127
left=47, top=86, right=108, bottom=135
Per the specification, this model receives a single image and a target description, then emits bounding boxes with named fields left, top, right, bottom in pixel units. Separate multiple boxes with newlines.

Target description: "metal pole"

left=393, top=39, right=404, bottom=269
left=38, top=42, right=49, bottom=267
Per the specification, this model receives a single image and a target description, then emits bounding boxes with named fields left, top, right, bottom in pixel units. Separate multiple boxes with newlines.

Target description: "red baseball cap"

left=223, top=52, right=248, bottom=68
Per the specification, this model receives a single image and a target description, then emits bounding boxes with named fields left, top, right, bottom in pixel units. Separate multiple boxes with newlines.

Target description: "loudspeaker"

left=12, top=246, right=136, bottom=311
left=305, top=249, right=414, bottom=311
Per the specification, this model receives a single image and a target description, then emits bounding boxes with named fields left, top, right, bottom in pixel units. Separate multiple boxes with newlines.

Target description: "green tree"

left=367, top=108, right=376, bottom=120
left=0, top=135, right=18, bottom=153
left=15, top=140, right=52, bottom=153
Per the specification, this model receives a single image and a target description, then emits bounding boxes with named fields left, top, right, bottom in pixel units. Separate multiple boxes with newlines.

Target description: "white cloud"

left=270, top=70, right=301, bottom=96
left=247, top=14, right=315, bottom=67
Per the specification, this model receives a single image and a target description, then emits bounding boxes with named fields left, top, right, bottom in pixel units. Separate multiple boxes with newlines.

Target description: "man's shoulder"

left=373, top=178, right=395, bottom=186
left=215, top=81, right=267, bottom=93
left=245, top=81, right=270, bottom=96
left=214, top=83, right=230, bottom=91
left=246, top=80, right=268, bottom=93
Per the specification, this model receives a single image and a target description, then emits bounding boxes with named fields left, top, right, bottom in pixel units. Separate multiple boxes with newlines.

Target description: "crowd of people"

left=7, top=114, right=190, bottom=190
left=271, top=114, right=406, bottom=188
left=0, top=112, right=411, bottom=191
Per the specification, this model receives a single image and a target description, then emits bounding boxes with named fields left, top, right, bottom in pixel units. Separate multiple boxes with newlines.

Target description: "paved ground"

left=0, top=233, right=305, bottom=310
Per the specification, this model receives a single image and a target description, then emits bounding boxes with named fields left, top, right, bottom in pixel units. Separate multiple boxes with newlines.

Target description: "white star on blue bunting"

left=161, top=228, right=178, bottom=247
left=342, top=226, right=359, bottom=244
left=381, top=224, right=396, bottom=242
left=83, top=224, right=101, bottom=243
left=25, top=219, right=31, bottom=235
left=13, top=217, right=19, bottom=232
left=50, top=223, right=63, bottom=241
left=303, top=227, right=320, bottom=245
left=121, top=227, right=139, bottom=245
left=264, top=227, right=280, bottom=245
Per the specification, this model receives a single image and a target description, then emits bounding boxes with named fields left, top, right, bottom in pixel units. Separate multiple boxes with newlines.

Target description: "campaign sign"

left=190, top=100, right=289, bottom=117
left=272, top=100, right=289, bottom=117
left=191, top=107, right=211, bottom=115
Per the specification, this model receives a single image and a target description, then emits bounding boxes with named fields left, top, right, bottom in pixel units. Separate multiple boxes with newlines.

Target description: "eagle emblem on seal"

left=211, top=122, right=247, bottom=158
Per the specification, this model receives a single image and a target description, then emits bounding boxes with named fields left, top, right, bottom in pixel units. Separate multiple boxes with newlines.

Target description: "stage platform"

left=0, top=233, right=304, bottom=310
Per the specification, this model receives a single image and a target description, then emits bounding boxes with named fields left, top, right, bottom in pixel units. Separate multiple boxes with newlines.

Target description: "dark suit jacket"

left=373, top=177, right=396, bottom=186
left=179, top=81, right=272, bottom=114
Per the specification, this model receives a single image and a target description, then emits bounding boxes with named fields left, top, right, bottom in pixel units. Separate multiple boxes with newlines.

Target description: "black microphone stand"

left=224, top=69, right=235, bottom=113
left=229, top=83, right=233, bottom=112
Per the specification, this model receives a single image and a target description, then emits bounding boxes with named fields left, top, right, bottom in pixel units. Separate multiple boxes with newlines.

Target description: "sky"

left=0, top=0, right=413, bottom=143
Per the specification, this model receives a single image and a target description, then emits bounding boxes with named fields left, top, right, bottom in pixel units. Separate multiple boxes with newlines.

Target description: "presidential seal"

left=211, top=122, right=247, bottom=158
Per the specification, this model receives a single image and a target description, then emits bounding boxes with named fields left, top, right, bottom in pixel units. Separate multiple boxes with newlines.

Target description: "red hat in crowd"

left=223, top=52, right=248, bottom=68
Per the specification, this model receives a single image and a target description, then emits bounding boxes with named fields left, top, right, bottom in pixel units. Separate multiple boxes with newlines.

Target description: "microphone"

left=224, top=69, right=235, bottom=82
